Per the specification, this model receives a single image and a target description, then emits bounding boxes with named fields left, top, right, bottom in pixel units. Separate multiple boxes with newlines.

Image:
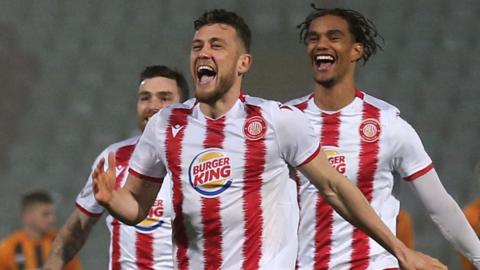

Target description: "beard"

left=314, top=77, right=336, bottom=88
left=195, top=68, right=236, bottom=105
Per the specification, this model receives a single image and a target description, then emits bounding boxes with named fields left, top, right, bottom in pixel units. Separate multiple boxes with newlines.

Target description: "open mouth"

left=196, top=65, right=217, bottom=85
left=314, top=54, right=335, bottom=71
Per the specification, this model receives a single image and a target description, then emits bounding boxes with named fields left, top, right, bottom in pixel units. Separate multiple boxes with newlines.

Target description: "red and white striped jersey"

left=286, top=90, right=433, bottom=270
left=129, top=95, right=320, bottom=270
left=76, top=135, right=174, bottom=270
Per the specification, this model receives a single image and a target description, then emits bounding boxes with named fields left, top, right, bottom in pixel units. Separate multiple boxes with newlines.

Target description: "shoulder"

left=93, top=135, right=140, bottom=163
left=153, top=98, right=196, bottom=124
left=285, top=93, right=313, bottom=111
left=362, top=92, right=400, bottom=118
left=104, top=136, right=140, bottom=153
left=243, top=95, right=304, bottom=121
left=360, top=92, right=415, bottom=134
left=0, top=230, right=24, bottom=249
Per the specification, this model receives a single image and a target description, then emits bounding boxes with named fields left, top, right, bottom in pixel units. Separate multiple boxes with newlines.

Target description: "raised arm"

left=44, top=209, right=98, bottom=269
left=93, top=152, right=161, bottom=225
left=409, top=169, right=480, bottom=268
left=299, top=150, right=446, bottom=270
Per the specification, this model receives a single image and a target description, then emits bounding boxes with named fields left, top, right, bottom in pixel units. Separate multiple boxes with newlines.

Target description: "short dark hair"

left=194, top=9, right=251, bottom=53
left=21, top=191, right=53, bottom=211
left=140, top=65, right=189, bottom=102
left=297, top=5, right=383, bottom=65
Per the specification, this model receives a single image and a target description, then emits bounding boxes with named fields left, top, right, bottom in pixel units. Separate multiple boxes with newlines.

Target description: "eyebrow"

left=192, top=37, right=226, bottom=44
left=326, top=29, right=345, bottom=36
left=139, top=90, right=175, bottom=96
left=308, top=29, right=345, bottom=36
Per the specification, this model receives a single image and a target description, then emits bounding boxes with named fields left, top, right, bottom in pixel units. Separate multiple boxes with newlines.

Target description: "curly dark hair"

left=194, top=9, right=251, bottom=53
left=297, top=4, right=384, bottom=65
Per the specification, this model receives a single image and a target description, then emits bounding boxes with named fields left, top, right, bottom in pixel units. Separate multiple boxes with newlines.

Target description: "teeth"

left=197, top=65, right=214, bottom=72
left=316, top=55, right=334, bottom=61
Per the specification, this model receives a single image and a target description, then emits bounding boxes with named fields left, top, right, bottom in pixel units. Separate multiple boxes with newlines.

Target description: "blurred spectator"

left=397, top=208, right=415, bottom=249
left=0, top=191, right=81, bottom=270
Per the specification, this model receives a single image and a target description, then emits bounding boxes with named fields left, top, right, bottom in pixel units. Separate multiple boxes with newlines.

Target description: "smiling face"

left=137, top=76, right=182, bottom=131
left=190, top=23, right=251, bottom=104
left=305, top=15, right=363, bottom=88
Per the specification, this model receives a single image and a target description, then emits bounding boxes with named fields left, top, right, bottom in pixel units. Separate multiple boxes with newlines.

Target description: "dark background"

left=0, top=0, right=478, bottom=268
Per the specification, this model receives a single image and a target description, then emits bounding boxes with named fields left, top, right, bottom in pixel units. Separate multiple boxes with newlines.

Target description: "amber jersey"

left=0, top=230, right=81, bottom=270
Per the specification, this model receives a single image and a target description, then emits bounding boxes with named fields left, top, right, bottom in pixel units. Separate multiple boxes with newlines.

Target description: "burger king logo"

left=189, top=149, right=233, bottom=197
left=243, top=116, right=267, bottom=141
left=135, top=199, right=164, bottom=232
left=359, top=118, right=381, bottom=143
left=323, top=148, right=347, bottom=174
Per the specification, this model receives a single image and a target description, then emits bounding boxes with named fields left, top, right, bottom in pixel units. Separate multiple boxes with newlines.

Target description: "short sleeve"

left=75, top=151, right=107, bottom=216
left=273, top=104, right=320, bottom=167
left=392, top=116, right=433, bottom=180
left=129, top=113, right=167, bottom=182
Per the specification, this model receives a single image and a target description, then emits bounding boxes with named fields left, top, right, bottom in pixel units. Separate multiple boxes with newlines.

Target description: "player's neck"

left=23, top=226, right=43, bottom=240
left=313, top=79, right=356, bottom=111
left=199, top=82, right=242, bottom=119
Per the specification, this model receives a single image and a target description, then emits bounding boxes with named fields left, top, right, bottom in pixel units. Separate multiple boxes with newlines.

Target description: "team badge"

left=135, top=199, right=164, bottom=232
left=189, top=149, right=233, bottom=197
left=243, top=116, right=267, bottom=141
left=323, top=148, right=346, bottom=174
left=359, top=118, right=381, bottom=143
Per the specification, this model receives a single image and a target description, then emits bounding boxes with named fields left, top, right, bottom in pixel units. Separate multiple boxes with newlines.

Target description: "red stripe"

left=292, top=169, right=302, bottom=270
left=242, top=105, right=266, bottom=269
left=314, top=112, right=341, bottom=269
left=110, top=146, right=135, bottom=270
left=75, top=203, right=103, bottom=217
left=292, top=93, right=314, bottom=112
left=350, top=103, right=381, bottom=270
left=404, top=163, right=434, bottom=181
left=111, top=220, right=121, bottom=270
left=355, top=89, right=365, bottom=99
left=136, top=232, right=154, bottom=269
left=201, top=118, right=226, bottom=269
left=166, top=108, right=191, bottom=270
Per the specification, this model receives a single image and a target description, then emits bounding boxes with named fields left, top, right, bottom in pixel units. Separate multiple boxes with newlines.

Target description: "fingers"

left=92, top=157, right=105, bottom=192
left=413, top=251, right=447, bottom=270
left=107, top=152, right=116, bottom=175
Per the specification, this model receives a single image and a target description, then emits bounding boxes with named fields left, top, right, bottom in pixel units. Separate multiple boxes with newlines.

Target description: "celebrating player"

left=93, top=9, right=445, bottom=269
left=286, top=6, right=480, bottom=269
left=44, top=65, right=189, bottom=269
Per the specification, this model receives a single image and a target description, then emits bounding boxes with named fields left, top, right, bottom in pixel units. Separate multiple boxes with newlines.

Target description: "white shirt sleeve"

left=272, top=104, right=320, bottom=167
left=391, top=116, right=433, bottom=180
left=409, top=169, right=480, bottom=266
left=129, top=113, right=167, bottom=182
left=75, top=150, right=107, bottom=216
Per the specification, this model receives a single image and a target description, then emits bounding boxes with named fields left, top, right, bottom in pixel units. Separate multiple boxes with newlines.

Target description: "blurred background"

left=0, top=0, right=478, bottom=268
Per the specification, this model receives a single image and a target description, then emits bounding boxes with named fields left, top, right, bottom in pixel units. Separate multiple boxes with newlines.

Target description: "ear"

left=237, top=53, right=252, bottom=75
left=351, top=43, right=364, bottom=63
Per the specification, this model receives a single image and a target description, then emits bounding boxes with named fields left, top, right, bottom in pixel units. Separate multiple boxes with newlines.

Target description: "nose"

left=198, top=51, right=211, bottom=59
left=149, top=97, right=166, bottom=112
left=315, top=36, right=329, bottom=50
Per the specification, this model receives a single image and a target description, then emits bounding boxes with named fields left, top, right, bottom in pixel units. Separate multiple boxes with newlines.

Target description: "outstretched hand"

left=398, top=247, right=447, bottom=270
left=92, top=152, right=116, bottom=208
